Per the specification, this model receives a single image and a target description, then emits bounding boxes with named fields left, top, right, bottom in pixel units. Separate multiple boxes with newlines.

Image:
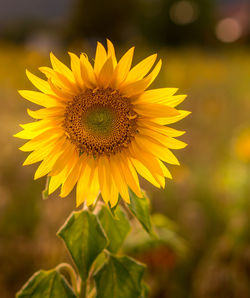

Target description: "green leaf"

left=98, top=205, right=131, bottom=253
left=57, top=210, right=108, bottom=281
left=94, top=255, right=145, bottom=298
left=16, top=269, right=76, bottom=298
left=108, top=195, right=121, bottom=217
left=128, top=189, right=156, bottom=237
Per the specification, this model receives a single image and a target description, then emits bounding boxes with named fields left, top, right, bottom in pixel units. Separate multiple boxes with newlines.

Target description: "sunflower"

left=15, top=40, right=189, bottom=207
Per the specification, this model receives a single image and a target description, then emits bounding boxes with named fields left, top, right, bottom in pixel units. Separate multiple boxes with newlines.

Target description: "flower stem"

left=79, top=280, right=87, bottom=298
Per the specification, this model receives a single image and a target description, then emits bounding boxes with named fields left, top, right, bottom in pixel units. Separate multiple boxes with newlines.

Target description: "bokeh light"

left=170, top=0, right=198, bottom=25
left=215, top=18, right=242, bottom=43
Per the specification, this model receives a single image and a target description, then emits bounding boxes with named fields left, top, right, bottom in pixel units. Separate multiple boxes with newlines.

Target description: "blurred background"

left=1, top=0, right=250, bottom=297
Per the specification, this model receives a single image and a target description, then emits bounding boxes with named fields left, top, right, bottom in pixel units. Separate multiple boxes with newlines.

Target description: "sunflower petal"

left=125, top=54, right=157, bottom=83
left=138, top=120, right=186, bottom=137
left=97, top=57, right=114, bottom=88
left=39, top=67, right=78, bottom=94
left=109, top=156, right=130, bottom=203
left=76, top=160, right=92, bottom=206
left=153, top=110, right=191, bottom=125
left=60, top=155, right=87, bottom=198
left=34, top=144, right=65, bottom=180
left=19, top=129, right=62, bottom=152
left=68, top=52, right=84, bottom=87
left=112, top=47, right=134, bottom=87
left=27, top=107, right=65, bottom=119
left=135, top=135, right=180, bottom=165
left=134, top=88, right=178, bottom=104
left=18, top=90, right=61, bottom=107
left=26, top=70, right=52, bottom=94
left=80, top=53, right=97, bottom=88
left=138, top=128, right=187, bottom=149
left=94, top=42, right=107, bottom=75
left=134, top=103, right=180, bottom=118
left=130, top=158, right=161, bottom=188
left=50, top=52, right=75, bottom=82
left=119, top=59, right=162, bottom=98
left=107, top=39, right=117, bottom=67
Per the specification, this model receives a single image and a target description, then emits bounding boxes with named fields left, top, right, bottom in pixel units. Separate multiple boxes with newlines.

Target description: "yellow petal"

left=94, top=42, right=107, bottom=75
left=18, top=90, right=61, bottom=107
left=109, top=156, right=130, bottom=204
left=145, top=59, right=162, bottom=87
left=119, top=59, right=162, bottom=98
left=86, top=167, right=100, bottom=206
left=23, top=136, right=63, bottom=166
left=138, top=128, right=187, bottom=149
left=50, top=142, right=77, bottom=176
left=68, top=52, right=84, bottom=87
left=158, top=160, right=172, bottom=179
left=129, top=141, right=165, bottom=187
left=27, top=107, right=65, bottom=119
left=107, top=39, right=117, bottom=67
left=76, top=159, right=92, bottom=206
left=15, top=120, right=62, bottom=140
left=138, top=120, right=185, bottom=137
left=26, top=69, right=52, bottom=94
left=120, top=154, right=142, bottom=198
left=47, top=78, right=73, bottom=100
left=97, top=57, right=114, bottom=88
left=130, top=158, right=161, bottom=188
left=109, top=181, right=119, bottom=207
left=80, top=54, right=97, bottom=88
left=135, top=135, right=180, bottom=165
left=50, top=52, right=75, bottom=82
left=125, top=54, right=157, bottom=83
left=48, top=168, right=67, bottom=195
left=23, top=144, right=53, bottom=165
left=34, top=141, right=65, bottom=180
left=20, top=118, right=62, bottom=133
left=100, top=156, right=119, bottom=207
left=98, top=156, right=109, bottom=204
left=163, top=95, right=187, bottom=108
left=134, top=103, right=179, bottom=118
left=19, top=129, right=62, bottom=152
left=134, top=88, right=178, bottom=104
left=60, top=155, right=86, bottom=198
left=39, top=67, right=78, bottom=94
left=112, top=47, right=134, bottom=88
left=153, top=110, right=191, bottom=125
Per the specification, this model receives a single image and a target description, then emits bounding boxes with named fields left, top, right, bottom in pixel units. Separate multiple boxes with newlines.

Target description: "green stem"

left=56, top=263, right=78, bottom=294
left=79, top=280, right=87, bottom=298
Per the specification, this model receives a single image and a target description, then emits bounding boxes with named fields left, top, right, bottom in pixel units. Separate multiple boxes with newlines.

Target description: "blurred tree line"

left=66, top=0, right=216, bottom=45
left=1, top=0, right=236, bottom=47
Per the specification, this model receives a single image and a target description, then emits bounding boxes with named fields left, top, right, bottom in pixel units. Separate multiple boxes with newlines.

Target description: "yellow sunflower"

left=15, top=40, right=190, bottom=207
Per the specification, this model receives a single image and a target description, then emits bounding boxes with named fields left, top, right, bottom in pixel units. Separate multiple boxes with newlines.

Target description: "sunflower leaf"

left=94, top=255, right=145, bottom=298
left=57, top=210, right=108, bottom=281
left=16, top=269, right=76, bottom=298
left=128, top=189, right=157, bottom=238
left=98, top=205, right=131, bottom=253
left=108, top=195, right=121, bottom=217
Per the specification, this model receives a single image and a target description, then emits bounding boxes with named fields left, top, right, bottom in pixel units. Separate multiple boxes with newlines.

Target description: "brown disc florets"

left=63, top=88, right=138, bottom=156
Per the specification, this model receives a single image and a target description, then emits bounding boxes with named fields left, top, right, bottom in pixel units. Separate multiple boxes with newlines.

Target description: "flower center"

left=83, top=106, right=115, bottom=136
left=63, top=88, right=138, bottom=156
